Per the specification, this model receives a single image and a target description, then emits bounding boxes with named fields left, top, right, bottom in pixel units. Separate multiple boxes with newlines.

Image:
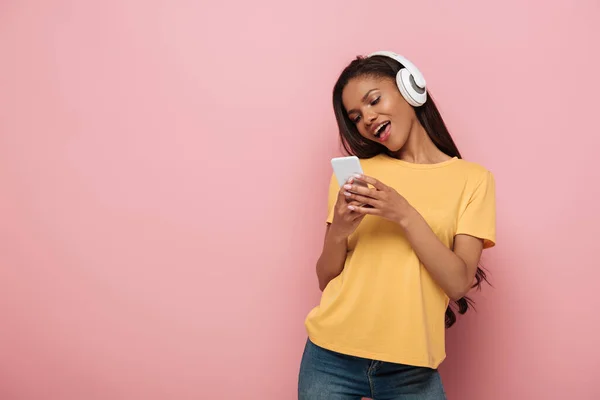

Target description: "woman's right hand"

left=329, top=178, right=366, bottom=240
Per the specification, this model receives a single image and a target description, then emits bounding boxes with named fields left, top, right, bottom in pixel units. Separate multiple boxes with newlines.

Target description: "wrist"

left=328, top=224, right=349, bottom=244
left=397, top=206, right=419, bottom=230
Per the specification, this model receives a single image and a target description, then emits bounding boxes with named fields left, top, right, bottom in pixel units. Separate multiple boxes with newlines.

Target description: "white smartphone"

left=331, top=156, right=368, bottom=189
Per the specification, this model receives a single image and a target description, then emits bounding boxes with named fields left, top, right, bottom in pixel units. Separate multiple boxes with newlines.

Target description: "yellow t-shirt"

left=305, top=154, right=496, bottom=369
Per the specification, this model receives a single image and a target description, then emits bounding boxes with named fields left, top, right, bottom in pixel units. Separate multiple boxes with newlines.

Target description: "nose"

left=364, top=109, right=377, bottom=125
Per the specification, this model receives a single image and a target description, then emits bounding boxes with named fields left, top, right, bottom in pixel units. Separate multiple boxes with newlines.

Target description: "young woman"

left=298, top=51, right=496, bottom=399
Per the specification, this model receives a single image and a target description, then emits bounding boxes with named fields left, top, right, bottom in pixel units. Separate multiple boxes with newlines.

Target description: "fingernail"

left=344, top=191, right=351, bottom=196
left=343, top=184, right=352, bottom=190
left=354, top=174, right=362, bottom=178
left=348, top=205, right=355, bottom=211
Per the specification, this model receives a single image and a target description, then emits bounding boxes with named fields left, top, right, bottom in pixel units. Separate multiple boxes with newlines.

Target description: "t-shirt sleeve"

left=326, top=173, right=339, bottom=225
left=456, top=170, right=496, bottom=248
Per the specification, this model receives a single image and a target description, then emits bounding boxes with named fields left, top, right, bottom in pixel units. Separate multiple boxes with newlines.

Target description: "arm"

left=316, top=225, right=349, bottom=291
left=316, top=179, right=365, bottom=291
left=345, top=175, right=484, bottom=300
left=399, top=208, right=483, bottom=300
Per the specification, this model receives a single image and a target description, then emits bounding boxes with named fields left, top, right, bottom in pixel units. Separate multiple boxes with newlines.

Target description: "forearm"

left=399, top=208, right=470, bottom=300
left=316, top=226, right=348, bottom=291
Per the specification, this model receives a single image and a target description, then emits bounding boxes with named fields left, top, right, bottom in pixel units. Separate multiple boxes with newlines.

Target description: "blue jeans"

left=298, top=339, right=446, bottom=400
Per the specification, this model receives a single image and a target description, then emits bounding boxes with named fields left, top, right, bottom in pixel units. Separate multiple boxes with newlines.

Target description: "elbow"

left=317, top=275, right=333, bottom=292
left=447, top=284, right=470, bottom=301
left=318, top=274, right=331, bottom=292
left=447, top=270, right=472, bottom=301
left=447, top=290, right=467, bottom=302
left=316, top=262, right=334, bottom=291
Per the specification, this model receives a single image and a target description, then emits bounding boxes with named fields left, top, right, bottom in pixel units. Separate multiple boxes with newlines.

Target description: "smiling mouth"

left=374, top=121, right=391, bottom=138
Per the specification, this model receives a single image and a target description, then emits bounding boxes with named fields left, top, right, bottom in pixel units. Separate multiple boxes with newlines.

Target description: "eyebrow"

left=347, top=89, right=379, bottom=114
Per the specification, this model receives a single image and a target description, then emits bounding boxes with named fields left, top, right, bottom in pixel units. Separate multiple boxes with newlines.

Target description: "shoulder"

left=453, top=158, right=490, bottom=172
left=453, top=159, right=494, bottom=181
left=452, top=160, right=495, bottom=200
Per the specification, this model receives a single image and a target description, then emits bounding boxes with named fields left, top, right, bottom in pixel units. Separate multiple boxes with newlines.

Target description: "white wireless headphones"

left=367, top=51, right=427, bottom=107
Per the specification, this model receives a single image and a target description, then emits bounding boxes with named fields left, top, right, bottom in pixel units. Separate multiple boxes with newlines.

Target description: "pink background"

left=1, top=1, right=599, bottom=399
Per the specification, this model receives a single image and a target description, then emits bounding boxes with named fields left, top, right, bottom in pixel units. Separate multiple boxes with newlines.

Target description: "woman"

left=298, top=51, right=496, bottom=399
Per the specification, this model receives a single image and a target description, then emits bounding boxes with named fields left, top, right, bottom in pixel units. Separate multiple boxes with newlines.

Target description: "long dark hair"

left=332, top=55, right=489, bottom=328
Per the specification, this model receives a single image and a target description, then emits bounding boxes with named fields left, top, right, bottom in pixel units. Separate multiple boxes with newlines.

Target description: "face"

left=342, top=75, right=417, bottom=152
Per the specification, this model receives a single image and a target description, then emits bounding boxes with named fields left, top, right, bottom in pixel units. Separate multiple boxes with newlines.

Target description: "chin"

left=383, top=138, right=405, bottom=153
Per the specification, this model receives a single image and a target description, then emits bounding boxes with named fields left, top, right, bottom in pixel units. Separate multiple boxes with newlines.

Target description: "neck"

left=392, top=119, right=451, bottom=164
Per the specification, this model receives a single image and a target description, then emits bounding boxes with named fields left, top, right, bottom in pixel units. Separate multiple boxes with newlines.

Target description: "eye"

left=370, top=96, right=381, bottom=106
left=351, top=115, right=362, bottom=124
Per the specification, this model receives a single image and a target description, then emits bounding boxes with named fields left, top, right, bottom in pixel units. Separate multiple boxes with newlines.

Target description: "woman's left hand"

left=343, top=175, right=414, bottom=226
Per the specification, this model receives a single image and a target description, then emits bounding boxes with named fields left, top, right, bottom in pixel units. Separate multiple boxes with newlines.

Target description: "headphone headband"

left=367, top=50, right=427, bottom=107
left=367, top=51, right=426, bottom=88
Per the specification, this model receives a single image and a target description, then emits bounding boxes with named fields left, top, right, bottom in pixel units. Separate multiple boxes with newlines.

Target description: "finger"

left=344, top=204, right=365, bottom=219
left=345, top=203, right=366, bottom=220
left=343, top=183, right=380, bottom=199
left=352, top=211, right=366, bottom=221
left=347, top=204, right=380, bottom=215
left=340, top=200, right=359, bottom=216
left=338, top=175, right=360, bottom=198
left=337, top=188, right=355, bottom=207
left=346, top=192, right=380, bottom=207
left=355, top=175, right=388, bottom=191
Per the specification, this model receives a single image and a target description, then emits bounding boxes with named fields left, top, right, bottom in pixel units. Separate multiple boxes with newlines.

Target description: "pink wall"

left=1, top=1, right=598, bottom=399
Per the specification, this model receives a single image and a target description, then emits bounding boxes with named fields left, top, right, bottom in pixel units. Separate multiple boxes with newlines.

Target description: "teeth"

left=375, top=122, right=388, bottom=136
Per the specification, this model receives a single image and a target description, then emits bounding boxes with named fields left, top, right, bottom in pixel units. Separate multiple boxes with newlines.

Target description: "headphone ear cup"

left=397, top=69, right=427, bottom=107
